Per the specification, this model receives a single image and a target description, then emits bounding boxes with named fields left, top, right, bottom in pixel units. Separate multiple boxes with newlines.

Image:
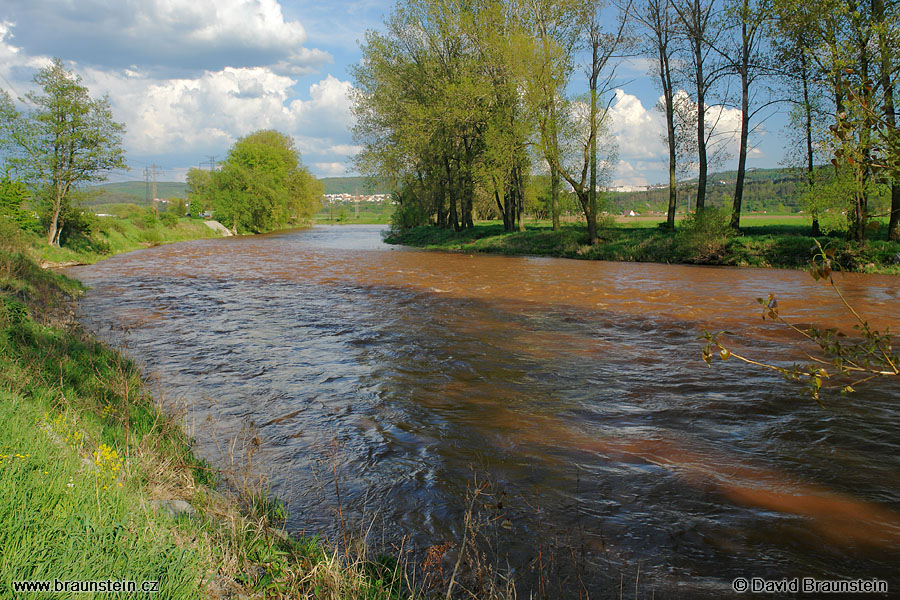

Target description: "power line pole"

left=148, top=164, right=163, bottom=217
left=204, top=155, right=218, bottom=171
left=144, top=167, right=152, bottom=204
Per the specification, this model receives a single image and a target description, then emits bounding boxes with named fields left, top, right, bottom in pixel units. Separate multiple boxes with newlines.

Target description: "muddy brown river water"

left=66, top=225, right=899, bottom=598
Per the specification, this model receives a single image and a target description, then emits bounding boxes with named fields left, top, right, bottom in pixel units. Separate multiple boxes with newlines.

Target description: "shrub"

left=159, top=212, right=179, bottom=227
left=141, top=209, right=158, bottom=229
left=675, top=207, right=734, bottom=262
left=389, top=190, right=429, bottom=232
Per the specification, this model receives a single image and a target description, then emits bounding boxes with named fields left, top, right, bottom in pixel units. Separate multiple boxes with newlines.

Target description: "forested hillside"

left=607, top=168, right=821, bottom=214
left=88, top=181, right=188, bottom=206
left=320, top=176, right=390, bottom=195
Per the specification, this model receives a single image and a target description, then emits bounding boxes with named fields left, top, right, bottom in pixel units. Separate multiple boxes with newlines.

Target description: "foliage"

left=0, top=58, right=126, bottom=247
left=675, top=207, right=735, bottom=261
left=799, top=167, right=889, bottom=235
left=211, top=130, right=322, bottom=234
left=159, top=211, right=179, bottom=227
left=0, top=176, right=34, bottom=230
left=389, top=186, right=430, bottom=231
left=186, top=167, right=213, bottom=216
left=167, top=197, right=187, bottom=218
left=351, top=0, right=624, bottom=242
left=701, top=241, right=899, bottom=402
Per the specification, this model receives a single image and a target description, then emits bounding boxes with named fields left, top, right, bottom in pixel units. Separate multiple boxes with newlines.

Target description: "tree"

left=672, top=0, right=721, bottom=213
left=186, top=167, right=213, bottom=216
left=550, top=0, right=627, bottom=245
left=771, top=14, right=828, bottom=235
left=1, top=58, right=126, bottom=246
left=523, top=0, right=583, bottom=231
left=212, top=130, right=320, bottom=234
left=714, top=0, right=773, bottom=230
left=0, top=176, right=30, bottom=229
left=872, top=0, right=900, bottom=240
left=633, top=0, right=681, bottom=229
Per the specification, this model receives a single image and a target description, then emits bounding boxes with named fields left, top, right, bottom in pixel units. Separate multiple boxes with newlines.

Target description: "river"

left=66, top=225, right=899, bottom=598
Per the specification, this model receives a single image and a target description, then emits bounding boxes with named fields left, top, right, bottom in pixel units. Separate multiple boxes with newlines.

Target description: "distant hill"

left=88, top=181, right=188, bottom=206
left=606, top=167, right=827, bottom=214
left=88, top=177, right=390, bottom=205
left=320, top=176, right=391, bottom=195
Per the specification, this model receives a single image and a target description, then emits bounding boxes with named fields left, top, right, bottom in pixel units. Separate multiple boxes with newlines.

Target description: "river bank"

left=0, top=230, right=411, bottom=598
left=34, top=208, right=220, bottom=268
left=384, top=220, right=900, bottom=275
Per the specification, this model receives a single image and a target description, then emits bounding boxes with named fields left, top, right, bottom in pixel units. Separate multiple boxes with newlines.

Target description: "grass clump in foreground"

left=385, top=214, right=900, bottom=275
left=0, top=224, right=417, bottom=599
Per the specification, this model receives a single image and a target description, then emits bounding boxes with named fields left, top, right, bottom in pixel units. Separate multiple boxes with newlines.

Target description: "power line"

left=143, top=164, right=163, bottom=215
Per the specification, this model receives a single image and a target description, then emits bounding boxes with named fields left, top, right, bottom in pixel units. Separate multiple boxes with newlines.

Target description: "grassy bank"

left=33, top=204, right=220, bottom=267
left=385, top=218, right=900, bottom=275
left=0, top=227, right=414, bottom=599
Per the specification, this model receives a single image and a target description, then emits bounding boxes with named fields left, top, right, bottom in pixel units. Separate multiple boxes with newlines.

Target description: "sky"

left=0, top=0, right=790, bottom=186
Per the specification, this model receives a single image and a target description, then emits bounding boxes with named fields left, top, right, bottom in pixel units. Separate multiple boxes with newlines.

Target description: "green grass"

left=0, top=395, right=204, bottom=598
left=29, top=207, right=219, bottom=267
left=0, top=224, right=422, bottom=599
left=314, top=204, right=395, bottom=225
left=385, top=217, right=900, bottom=275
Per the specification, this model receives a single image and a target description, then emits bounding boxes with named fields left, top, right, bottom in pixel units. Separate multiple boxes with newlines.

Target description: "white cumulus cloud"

left=0, top=0, right=330, bottom=76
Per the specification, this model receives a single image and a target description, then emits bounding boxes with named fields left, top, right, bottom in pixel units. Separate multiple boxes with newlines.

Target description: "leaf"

left=720, top=349, right=731, bottom=362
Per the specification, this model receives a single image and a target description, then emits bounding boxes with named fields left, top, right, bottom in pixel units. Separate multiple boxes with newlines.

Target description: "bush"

left=141, top=209, right=158, bottom=229
left=675, top=207, right=734, bottom=262
left=138, top=228, right=162, bottom=245
left=159, top=212, right=179, bottom=227
left=389, top=190, right=429, bottom=232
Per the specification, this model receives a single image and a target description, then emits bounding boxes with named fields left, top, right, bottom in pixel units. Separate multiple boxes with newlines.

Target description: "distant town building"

left=323, top=193, right=392, bottom=203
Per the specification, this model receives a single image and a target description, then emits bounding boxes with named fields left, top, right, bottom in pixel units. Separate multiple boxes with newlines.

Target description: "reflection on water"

left=66, top=225, right=900, bottom=597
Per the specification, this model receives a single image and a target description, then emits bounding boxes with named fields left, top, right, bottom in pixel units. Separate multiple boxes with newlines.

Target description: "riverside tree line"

left=0, top=59, right=321, bottom=247
left=351, top=0, right=900, bottom=243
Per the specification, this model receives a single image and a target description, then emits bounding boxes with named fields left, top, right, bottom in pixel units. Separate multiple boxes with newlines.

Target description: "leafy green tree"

left=212, top=130, right=320, bottom=234
left=167, top=197, right=187, bottom=217
left=186, top=167, right=213, bottom=216
left=714, top=0, right=773, bottom=230
left=0, top=58, right=126, bottom=246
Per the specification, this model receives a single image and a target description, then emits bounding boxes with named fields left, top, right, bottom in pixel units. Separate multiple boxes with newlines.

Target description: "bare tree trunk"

left=695, top=46, right=708, bottom=212
left=731, top=44, right=749, bottom=230
left=800, top=51, right=821, bottom=236
left=48, top=184, right=63, bottom=247
left=588, top=74, right=599, bottom=245
left=551, top=169, right=560, bottom=230
left=515, top=165, right=526, bottom=232
left=874, top=0, right=900, bottom=239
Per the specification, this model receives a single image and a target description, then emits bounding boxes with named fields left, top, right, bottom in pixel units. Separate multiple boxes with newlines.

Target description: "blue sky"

left=0, top=0, right=790, bottom=186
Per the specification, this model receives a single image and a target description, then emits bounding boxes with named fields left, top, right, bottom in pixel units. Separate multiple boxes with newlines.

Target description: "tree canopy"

left=188, top=130, right=322, bottom=234
left=351, top=0, right=623, bottom=242
left=1, top=58, right=126, bottom=246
